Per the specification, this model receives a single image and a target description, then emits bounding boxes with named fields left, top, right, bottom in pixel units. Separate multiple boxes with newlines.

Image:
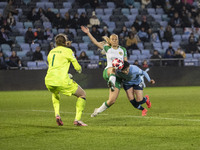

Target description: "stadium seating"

left=37, top=61, right=48, bottom=69
left=43, top=22, right=52, bottom=28
left=141, top=50, right=151, bottom=56
left=57, top=28, right=65, bottom=34
left=160, top=21, right=168, bottom=28
left=79, top=43, right=88, bottom=50
left=124, top=21, right=132, bottom=28
left=152, top=14, right=162, bottom=22
left=15, top=36, right=25, bottom=44
left=107, top=2, right=115, bottom=8
left=51, top=8, right=59, bottom=14
left=60, top=8, right=70, bottom=17
left=156, top=8, right=164, bottom=14
left=82, top=36, right=91, bottom=43
left=63, top=2, right=72, bottom=8
left=185, top=54, right=193, bottom=59
left=27, top=61, right=37, bottom=69
left=153, top=42, right=162, bottom=49
left=0, top=9, right=3, bottom=15
left=15, top=22, right=24, bottom=29
left=129, top=55, right=138, bottom=61
left=19, top=43, right=31, bottom=52
left=36, top=2, right=46, bottom=9
left=71, top=43, right=79, bottom=50
left=0, top=2, right=7, bottom=8
left=52, top=28, right=58, bottom=35
left=104, top=8, right=113, bottom=15
left=2, top=0, right=200, bottom=69
left=1, top=44, right=11, bottom=52
left=90, top=55, right=99, bottom=60
left=184, top=58, right=199, bottom=66
left=171, top=41, right=180, bottom=49
left=126, top=15, right=137, bottom=22
left=137, top=43, right=144, bottom=50
left=100, top=14, right=110, bottom=22
left=138, top=54, right=149, bottom=60
left=182, top=34, right=190, bottom=41
left=17, top=51, right=27, bottom=59
left=147, top=8, right=156, bottom=14
left=31, top=43, right=40, bottom=51
left=132, top=50, right=141, bottom=55
left=95, top=8, right=104, bottom=15
left=45, top=2, right=54, bottom=9
left=4, top=51, right=12, bottom=57
left=193, top=53, right=200, bottom=59
left=133, top=2, right=141, bottom=8
left=24, top=22, right=33, bottom=28
left=121, top=8, right=130, bottom=16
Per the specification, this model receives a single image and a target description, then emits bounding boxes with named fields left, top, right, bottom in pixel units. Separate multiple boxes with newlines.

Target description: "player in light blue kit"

left=116, top=61, right=155, bottom=116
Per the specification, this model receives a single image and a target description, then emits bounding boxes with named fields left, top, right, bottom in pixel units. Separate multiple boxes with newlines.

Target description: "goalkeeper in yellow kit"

left=45, top=33, right=87, bottom=126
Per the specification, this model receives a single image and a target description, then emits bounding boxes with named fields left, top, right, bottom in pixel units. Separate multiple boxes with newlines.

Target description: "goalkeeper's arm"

left=71, top=59, right=82, bottom=74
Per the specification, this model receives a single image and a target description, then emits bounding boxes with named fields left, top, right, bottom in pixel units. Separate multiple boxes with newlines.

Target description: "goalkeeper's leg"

left=73, top=85, right=87, bottom=126
left=52, top=92, right=63, bottom=126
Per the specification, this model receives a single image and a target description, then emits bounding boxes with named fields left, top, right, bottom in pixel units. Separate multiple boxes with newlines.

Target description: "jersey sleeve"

left=134, top=65, right=151, bottom=82
left=120, top=46, right=127, bottom=57
left=103, top=45, right=111, bottom=52
left=142, top=71, right=151, bottom=82
left=66, top=49, right=82, bottom=71
left=137, top=67, right=151, bottom=82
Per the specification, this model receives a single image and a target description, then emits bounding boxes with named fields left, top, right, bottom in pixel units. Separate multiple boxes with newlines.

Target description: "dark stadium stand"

left=0, top=0, right=200, bottom=70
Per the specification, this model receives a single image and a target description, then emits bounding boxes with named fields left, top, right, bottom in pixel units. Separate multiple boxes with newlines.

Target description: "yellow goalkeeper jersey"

left=45, top=46, right=81, bottom=86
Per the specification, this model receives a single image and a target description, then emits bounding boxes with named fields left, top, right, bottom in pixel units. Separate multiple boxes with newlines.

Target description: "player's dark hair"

left=55, top=34, right=68, bottom=47
left=122, top=61, right=130, bottom=71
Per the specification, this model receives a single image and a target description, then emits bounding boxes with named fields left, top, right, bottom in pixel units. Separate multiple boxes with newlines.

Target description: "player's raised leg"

left=107, top=68, right=116, bottom=91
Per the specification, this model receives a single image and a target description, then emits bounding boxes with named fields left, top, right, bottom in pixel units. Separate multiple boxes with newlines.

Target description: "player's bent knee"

left=81, top=90, right=86, bottom=98
left=107, top=99, right=116, bottom=105
left=107, top=67, right=115, bottom=75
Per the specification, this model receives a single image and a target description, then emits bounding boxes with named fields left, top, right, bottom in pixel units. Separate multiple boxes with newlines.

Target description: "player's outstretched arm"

left=81, top=26, right=103, bottom=50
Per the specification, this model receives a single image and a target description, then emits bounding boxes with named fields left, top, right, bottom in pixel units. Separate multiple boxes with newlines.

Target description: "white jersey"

left=103, top=45, right=127, bottom=69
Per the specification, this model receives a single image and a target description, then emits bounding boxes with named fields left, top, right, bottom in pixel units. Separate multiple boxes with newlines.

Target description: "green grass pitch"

left=0, top=87, right=200, bottom=150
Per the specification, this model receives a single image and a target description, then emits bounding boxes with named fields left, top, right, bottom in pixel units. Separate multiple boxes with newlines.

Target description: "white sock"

left=109, top=75, right=116, bottom=86
left=97, top=102, right=109, bottom=113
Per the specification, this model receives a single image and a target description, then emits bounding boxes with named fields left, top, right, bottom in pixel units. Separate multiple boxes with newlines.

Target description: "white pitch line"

left=1, top=109, right=200, bottom=122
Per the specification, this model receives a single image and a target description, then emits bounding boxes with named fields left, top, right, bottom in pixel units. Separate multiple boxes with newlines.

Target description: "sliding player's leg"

left=125, top=85, right=148, bottom=116
left=91, top=78, right=121, bottom=117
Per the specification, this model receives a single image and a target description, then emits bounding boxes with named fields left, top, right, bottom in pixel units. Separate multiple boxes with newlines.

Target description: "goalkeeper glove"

left=77, top=68, right=82, bottom=74
left=68, top=73, right=73, bottom=79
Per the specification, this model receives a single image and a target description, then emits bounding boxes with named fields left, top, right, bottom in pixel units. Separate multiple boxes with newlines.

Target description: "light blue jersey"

left=116, top=65, right=151, bottom=86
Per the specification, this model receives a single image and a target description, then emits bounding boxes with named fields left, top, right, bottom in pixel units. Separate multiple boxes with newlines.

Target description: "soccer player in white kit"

left=81, top=26, right=128, bottom=117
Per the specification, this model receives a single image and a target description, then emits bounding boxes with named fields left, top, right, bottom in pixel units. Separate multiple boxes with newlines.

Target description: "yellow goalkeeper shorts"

left=46, top=79, right=78, bottom=96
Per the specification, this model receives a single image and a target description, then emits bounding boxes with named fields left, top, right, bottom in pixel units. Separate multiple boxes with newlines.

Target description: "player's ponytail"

left=55, top=33, right=68, bottom=47
left=102, top=36, right=111, bottom=46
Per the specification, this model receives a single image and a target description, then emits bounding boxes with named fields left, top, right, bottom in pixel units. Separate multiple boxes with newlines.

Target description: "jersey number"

left=52, top=54, right=55, bottom=66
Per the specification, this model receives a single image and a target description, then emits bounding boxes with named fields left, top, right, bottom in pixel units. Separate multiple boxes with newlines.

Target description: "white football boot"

left=91, top=108, right=99, bottom=117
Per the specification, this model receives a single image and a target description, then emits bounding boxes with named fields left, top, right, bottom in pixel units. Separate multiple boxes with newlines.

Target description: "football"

left=112, top=58, right=124, bottom=70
